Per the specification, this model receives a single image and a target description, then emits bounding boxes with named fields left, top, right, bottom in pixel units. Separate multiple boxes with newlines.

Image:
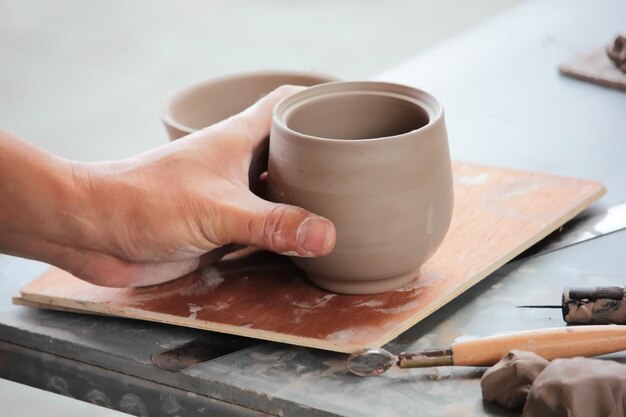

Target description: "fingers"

left=192, top=85, right=305, bottom=149
left=217, top=194, right=336, bottom=257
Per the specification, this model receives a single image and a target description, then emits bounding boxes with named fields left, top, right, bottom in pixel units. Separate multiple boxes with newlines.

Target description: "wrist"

left=53, top=160, right=102, bottom=250
left=22, top=157, right=97, bottom=258
left=66, top=160, right=143, bottom=258
left=0, top=131, right=96, bottom=262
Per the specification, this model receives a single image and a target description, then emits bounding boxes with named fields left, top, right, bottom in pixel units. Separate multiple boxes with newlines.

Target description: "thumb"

left=219, top=194, right=336, bottom=257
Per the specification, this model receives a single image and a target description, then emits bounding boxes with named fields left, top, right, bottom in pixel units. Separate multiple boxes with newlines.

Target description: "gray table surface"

left=377, top=0, right=626, bottom=208
left=1, top=0, right=626, bottom=416
left=0, top=378, right=131, bottom=417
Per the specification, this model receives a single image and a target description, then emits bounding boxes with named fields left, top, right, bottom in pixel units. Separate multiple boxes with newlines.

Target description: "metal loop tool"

left=346, top=347, right=453, bottom=377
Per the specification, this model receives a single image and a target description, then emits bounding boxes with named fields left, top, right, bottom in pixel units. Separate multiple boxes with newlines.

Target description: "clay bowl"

left=268, top=81, right=454, bottom=294
left=161, top=71, right=337, bottom=140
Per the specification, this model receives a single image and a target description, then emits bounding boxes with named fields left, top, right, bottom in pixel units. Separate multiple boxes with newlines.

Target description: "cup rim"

left=161, top=70, right=339, bottom=136
left=272, top=81, right=444, bottom=144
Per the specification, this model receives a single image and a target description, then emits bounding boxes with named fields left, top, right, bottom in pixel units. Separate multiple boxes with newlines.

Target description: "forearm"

left=0, top=131, right=88, bottom=263
left=0, top=87, right=334, bottom=287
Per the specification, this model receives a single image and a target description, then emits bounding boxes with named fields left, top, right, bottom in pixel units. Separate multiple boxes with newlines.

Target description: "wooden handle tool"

left=347, top=325, right=626, bottom=376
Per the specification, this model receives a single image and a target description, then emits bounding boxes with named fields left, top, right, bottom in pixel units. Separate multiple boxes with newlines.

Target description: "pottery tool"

left=518, top=202, right=626, bottom=259
left=346, top=325, right=626, bottom=376
left=518, top=286, right=626, bottom=325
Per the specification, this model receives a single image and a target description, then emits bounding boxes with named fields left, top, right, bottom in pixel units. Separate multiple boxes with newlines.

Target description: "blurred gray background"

left=1, top=0, right=521, bottom=161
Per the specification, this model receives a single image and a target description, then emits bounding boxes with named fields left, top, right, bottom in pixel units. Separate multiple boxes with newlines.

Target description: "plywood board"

left=15, top=163, right=605, bottom=353
left=559, top=47, right=626, bottom=92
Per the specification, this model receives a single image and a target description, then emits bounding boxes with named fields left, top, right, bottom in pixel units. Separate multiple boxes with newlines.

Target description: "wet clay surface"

left=270, top=82, right=453, bottom=294
left=286, top=93, right=429, bottom=139
left=162, top=71, right=337, bottom=140
left=481, top=350, right=548, bottom=409
left=16, top=163, right=604, bottom=353
left=523, top=357, right=626, bottom=417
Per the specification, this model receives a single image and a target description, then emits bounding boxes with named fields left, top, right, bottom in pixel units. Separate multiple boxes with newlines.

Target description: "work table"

left=1, top=0, right=625, bottom=416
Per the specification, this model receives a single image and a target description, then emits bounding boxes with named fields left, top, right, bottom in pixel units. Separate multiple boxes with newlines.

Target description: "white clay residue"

left=494, top=184, right=542, bottom=201
left=187, top=303, right=203, bottom=319
left=249, top=350, right=297, bottom=363
left=290, top=294, right=338, bottom=324
left=394, top=285, right=422, bottom=293
left=201, top=267, right=225, bottom=290
left=86, top=389, right=112, bottom=408
left=458, top=172, right=489, bottom=185
left=292, top=294, right=337, bottom=309
left=394, top=270, right=444, bottom=293
left=205, top=301, right=231, bottom=311
left=160, top=394, right=181, bottom=414
left=119, top=393, right=148, bottom=417
left=178, top=267, right=225, bottom=297
left=325, top=325, right=388, bottom=343
left=374, top=299, right=420, bottom=314
left=47, top=376, right=71, bottom=396
left=320, top=358, right=348, bottom=377
left=352, top=299, right=386, bottom=308
left=292, top=309, right=306, bottom=324
left=426, top=366, right=452, bottom=380
left=325, top=328, right=356, bottom=343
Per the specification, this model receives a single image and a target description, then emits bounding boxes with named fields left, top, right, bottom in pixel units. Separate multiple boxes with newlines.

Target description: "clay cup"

left=268, top=81, right=454, bottom=294
left=161, top=71, right=337, bottom=140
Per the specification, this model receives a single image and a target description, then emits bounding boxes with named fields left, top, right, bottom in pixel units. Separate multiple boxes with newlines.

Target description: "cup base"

left=307, top=269, right=419, bottom=295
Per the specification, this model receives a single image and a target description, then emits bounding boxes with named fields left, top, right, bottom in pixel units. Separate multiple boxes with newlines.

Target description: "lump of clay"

left=607, top=35, right=626, bottom=73
left=523, top=357, right=626, bottom=417
left=481, top=350, right=549, bottom=409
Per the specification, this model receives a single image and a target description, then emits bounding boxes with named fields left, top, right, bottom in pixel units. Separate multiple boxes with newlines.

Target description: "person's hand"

left=0, top=86, right=336, bottom=287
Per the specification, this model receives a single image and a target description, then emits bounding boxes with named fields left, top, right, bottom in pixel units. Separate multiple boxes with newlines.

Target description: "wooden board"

left=15, top=163, right=605, bottom=353
left=559, top=47, right=626, bottom=92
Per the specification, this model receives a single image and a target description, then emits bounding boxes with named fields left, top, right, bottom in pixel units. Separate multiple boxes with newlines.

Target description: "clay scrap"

left=482, top=351, right=626, bottom=417
left=524, top=357, right=626, bottom=417
left=559, top=34, right=626, bottom=92
left=480, top=350, right=548, bottom=409
left=607, top=35, right=626, bottom=73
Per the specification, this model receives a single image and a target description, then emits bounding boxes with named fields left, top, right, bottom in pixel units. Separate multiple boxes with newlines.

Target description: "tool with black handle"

left=518, top=286, right=626, bottom=325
